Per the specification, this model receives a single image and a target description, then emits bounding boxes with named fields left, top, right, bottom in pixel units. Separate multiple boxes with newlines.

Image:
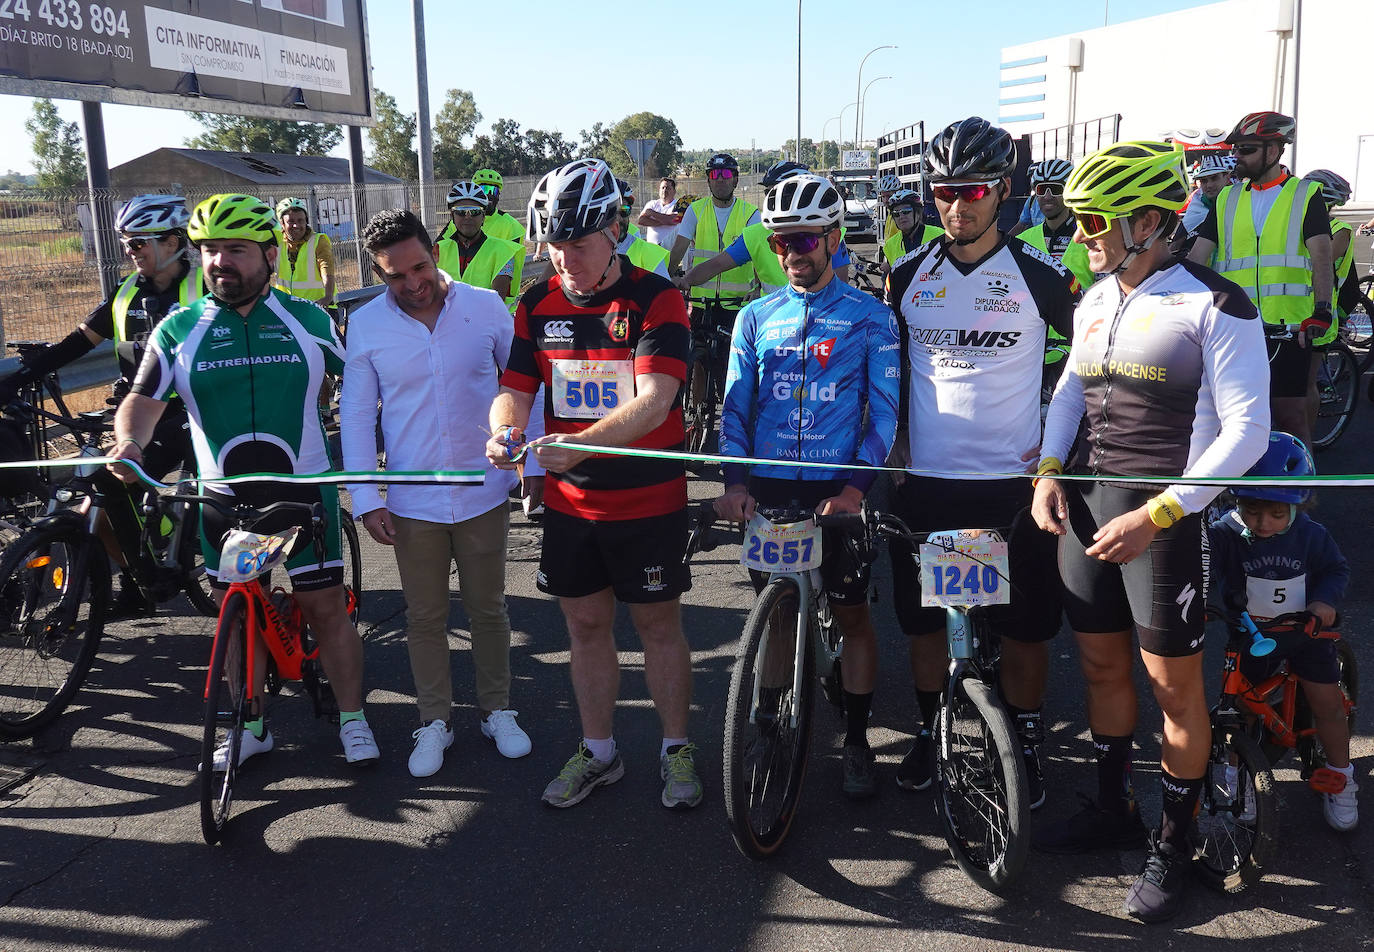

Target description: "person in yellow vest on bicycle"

left=881, top=188, right=944, bottom=267
left=475, top=168, right=526, bottom=244
left=1016, top=159, right=1093, bottom=290
left=877, top=172, right=903, bottom=242
left=274, top=198, right=334, bottom=308
left=614, top=179, right=670, bottom=277
left=1303, top=170, right=1361, bottom=322
left=434, top=181, right=522, bottom=302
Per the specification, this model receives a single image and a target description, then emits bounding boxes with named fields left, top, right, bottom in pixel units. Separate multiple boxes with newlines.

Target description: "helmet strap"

left=1107, top=214, right=1169, bottom=276
left=1239, top=504, right=1297, bottom=543
left=589, top=229, right=619, bottom=293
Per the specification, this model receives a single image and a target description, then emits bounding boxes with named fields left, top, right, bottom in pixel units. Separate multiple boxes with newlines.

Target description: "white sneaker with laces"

left=408, top=719, right=454, bottom=778
left=207, top=728, right=274, bottom=772
left=481, top=709, right=531, bottom=759
left=1323, top=771, right=1360, bottom=832
left=339, top=719, right=380, bottom=765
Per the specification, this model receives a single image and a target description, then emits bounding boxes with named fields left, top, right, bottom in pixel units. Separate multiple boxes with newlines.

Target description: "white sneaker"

left=481, top=709, right=531, bottom=759
left=1323, top=771, right=1359, bottom=832
left=339, top=719, right=380, bottom=765
left=206, top=728, right=274, bottom=772
left=408, top=719, right=454, bottom=778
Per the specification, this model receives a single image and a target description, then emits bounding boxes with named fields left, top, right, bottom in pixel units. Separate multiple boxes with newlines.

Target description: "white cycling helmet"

left=887, top=188, right=920, bottom=210
left=446, top=181, right=488, bottom=207
left=275, top=197, right=308, bottom=221
left=1191, top=153, right=1237, bottom=179
left=762, top=173, right=844, bottom=230
left=116, top=194, right=190, bottom=235
left=1030, top=158, right=1073, bottom=187
left=877, top=173, right=902, bottom=193
left=527, top=159, right=623, bottom=244
left=1304, top=169, right=1352, bottom=206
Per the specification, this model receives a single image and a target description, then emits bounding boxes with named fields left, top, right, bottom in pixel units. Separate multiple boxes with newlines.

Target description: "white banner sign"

left=841, top=150, right=873, bottom=170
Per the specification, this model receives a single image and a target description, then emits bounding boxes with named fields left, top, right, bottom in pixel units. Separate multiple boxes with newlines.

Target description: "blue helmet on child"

left=1233, top=432, right=1314, bottom=504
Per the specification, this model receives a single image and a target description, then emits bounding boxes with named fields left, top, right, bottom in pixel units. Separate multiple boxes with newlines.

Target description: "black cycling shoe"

left=842, top=744, right=877, bottom=799
left=1123, top=830, right=1190, bottom=923
left=1033, top=793, right=1148, bottom=854
left=896, top=730, right=934, bottom=791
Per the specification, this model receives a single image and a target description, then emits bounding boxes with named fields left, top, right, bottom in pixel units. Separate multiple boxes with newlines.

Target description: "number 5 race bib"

left=740, top=514, right=822, bottom=574
left=551, top=359, right=634, bottom=420
left=1245, top=574, right=1305, bottom=622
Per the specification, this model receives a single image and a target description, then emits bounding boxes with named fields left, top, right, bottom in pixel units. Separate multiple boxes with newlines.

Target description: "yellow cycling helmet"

left=472, top=169, right=503, bottom=188
left=1063, top=141, right=1189, bottom=217
left=275, top=196, right=308, bottom=221
left=188, top=194, right=280, bottom=244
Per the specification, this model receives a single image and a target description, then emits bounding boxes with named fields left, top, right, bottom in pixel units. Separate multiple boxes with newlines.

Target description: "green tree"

left=525, top=129, right=575, bottom=170
left=604, top=112, right=683, bottom=180
left=366, top=90, right=418, bottom=179
left=185, top=113, right=341, bottom=154
left=433, top=88, right=481, bottom=180
left=577, top=122, right=612, bottom=161
left=25, top=99, right=86, bottom=192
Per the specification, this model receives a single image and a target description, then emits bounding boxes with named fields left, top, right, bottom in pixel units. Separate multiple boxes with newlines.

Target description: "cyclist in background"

left=876, top=172, right=903, bottom=243
left=1207, top=432, right=1356, bottom=832
left=434, top=181, right=521, bottom=302
left=614, top=179, right=670, bottom=277
left=110, top=193, right=379, bottom=769
left=716, top=172, right=899, bottom=798
left=0, top=193, right=202, bottom=616
left=1032, top=142, right=1269, bottom=922
left=1303, top=170, right=1361, bottom=322
left=475, top=168, right=526, bottom=244
left=1180, top=153, right=1236, bottom=239
left=881, top=188, right=944, bottom=268
left=1017, top=159, right=1093, bottom=290
left=273, top=198, right=334, bottom=310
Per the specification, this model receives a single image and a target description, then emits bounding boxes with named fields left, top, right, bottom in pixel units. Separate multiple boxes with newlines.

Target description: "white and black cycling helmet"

left=615, top=178, right=635, bottom=202
left=116, top=194, right=190, bottom=235
left=925, top=117, right=1016, bottom=182
left=1030, top=158, right=1073, bottom=187
left=1305, top=169, right=1352, bottom=206
left=761, top=160, right=808, bottom=188
left=446, top=181, right=488, bottom=207
left=527, top=159, right=623, bottom=244
left=887, top=188, right=921, bottom=211
left=877, top=172, right=902, bottom=193
left=706, top=152, right=739, bottom=174
left=1191, top=153, right=1237, bottom=180
left=762, top=173, right=843, bottom=230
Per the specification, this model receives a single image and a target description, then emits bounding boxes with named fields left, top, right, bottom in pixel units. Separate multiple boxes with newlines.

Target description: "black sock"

left=916, top=689, right=941, bottom=733
left=844, top=691, right=873, bottom=748
left=1091, top=732, right=1135, bottom=814
left=1158, top=770, right=1203, bottom=851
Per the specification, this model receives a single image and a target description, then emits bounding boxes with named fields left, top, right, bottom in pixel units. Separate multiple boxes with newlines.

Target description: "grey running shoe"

left=541, top=743, right=625, bottom=808
left=842, top=744, right=878, bottom=799
left=1123, top=830, right=1190, bottom=923
left=660, top=742, right=703, bottom=809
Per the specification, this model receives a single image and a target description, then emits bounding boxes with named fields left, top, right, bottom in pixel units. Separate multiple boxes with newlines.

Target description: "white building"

left=998, top=0, right=1374, bottom=201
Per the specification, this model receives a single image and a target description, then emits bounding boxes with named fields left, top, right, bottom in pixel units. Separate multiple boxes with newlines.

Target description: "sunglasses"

left=450, top=206, right=485, bottom=218
left=707, top=169, right=737, bottom=181
left=1034, top=184, right=1064, bottom=196
left=620, top=204, right=633, bottom=215
left=1073, top=211, right=1121, bottom=240
left=1234, top=144, right=1264, bottom=156
left=932, top=182, right=998, bottom=203
left=479, top=183, right=498, bottom=195
left=120, top=235, right=171, bottom=252
left=890, top=204, right=917, bottom=215
left=767, top=229, right=831, bottom=256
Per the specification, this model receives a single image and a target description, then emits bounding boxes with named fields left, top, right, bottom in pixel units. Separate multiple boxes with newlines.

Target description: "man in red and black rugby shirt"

left=486, top=159, right=702, bottom=811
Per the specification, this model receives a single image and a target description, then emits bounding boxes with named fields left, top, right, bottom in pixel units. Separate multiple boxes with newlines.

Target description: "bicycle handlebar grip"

left=815, top=512, right=867, bottom=536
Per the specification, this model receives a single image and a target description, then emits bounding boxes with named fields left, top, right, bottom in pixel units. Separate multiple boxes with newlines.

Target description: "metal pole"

left=859, top=76, right=890, bottom=152
left=1289, top=0, right=1303, bottom=171
left=855, top=46, right=895, bottom=146
left=413, top=0, right=434, bottom=231
left=80, top=101, right=120, bottom=299
left=348, top=126, right=369, bottom=287
left=796, top=0, right=802, bottom=163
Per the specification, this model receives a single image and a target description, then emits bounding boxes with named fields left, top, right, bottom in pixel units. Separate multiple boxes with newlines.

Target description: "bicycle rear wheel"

left=1312, top=342, right=1358, bottom=451
left=176, top=501, right=218, bottom=618
left=933, top=676, right=1030, bottom=894
left=0, top=520, right=109, bottom=739
left=722, top=577, right=814, bottom=859
left=1296, top=639, right=1358, bottom=776
left=340, top=509, right=363, bottom=625
left=1193, top=723, right=1277, bottom=893
left=200, top=590, right=250, bottom=845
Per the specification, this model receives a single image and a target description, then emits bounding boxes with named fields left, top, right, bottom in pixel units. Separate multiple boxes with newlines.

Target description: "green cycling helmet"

left=189, top=194, right=280, bottom=244
left=1063, top=141, right=1189, bottom=217
left=473, top=168, right=503, bottom=189
left=275, top=196, right=308, bottom=221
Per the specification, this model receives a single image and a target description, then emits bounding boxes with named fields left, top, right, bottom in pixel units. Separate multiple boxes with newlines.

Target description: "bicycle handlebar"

left=155, top=490, right=324, bottom=532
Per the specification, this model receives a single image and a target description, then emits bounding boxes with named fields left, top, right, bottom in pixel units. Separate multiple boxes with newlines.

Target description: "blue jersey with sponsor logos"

left=720, top=277, right=899, bottom=490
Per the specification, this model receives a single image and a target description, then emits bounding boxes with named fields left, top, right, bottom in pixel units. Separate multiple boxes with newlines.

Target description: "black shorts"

left=690, top=301, right=741, bottom=366
left=1266, top=335, right=1312, bottom=398
left=889, top=476, right=1062, bottom=642
left=538, top=508, right=691, bottom=603
left=202, top=482, right=344, bottom=593
left=1059, top=480, right=1207, bottom=656
left=749, top=477, right=869, bottom=606
left=1238, top=630, right=1341, bottom=684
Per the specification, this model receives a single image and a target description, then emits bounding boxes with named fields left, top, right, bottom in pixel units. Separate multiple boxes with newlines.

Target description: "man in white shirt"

left=636, top=177, right=681, bottom=250
left=340, top=208, right=532, bottom=779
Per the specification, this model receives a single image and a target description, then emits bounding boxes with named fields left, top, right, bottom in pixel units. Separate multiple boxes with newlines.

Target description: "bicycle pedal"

left=1308, top=766, right=1348, bottom=794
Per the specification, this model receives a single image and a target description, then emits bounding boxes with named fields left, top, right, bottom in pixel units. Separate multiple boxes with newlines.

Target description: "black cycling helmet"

left=761, top=159, right=807, bottom=188
left=1228, top=111, right=1296, bottom=145
left=706, top=152, right=739, bottom=174
left=925, top=117, right=1016, bottom=182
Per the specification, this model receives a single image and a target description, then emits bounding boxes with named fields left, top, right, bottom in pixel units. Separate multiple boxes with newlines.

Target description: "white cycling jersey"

left=1041, top=258, right=1271, bottom=513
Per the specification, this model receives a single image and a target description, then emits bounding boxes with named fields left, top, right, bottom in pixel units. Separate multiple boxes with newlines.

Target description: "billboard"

left=841, top=149, right=874, bottom=171
left=0, top=0, right=373, bottom=125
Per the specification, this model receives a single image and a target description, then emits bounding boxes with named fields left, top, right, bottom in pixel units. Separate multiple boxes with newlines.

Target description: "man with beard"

left=110, top=194, right=378, bottom=769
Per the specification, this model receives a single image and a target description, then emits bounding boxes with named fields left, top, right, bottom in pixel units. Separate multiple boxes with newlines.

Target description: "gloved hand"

left=1298, top=307, right=1333, bottom=348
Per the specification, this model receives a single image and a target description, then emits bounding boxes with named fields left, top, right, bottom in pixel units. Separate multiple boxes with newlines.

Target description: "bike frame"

left=744, top=564, right=838, bottom=732
left=1216, top=626, right=1349, bottom=750
left=201, top=578, right=314, bottom=708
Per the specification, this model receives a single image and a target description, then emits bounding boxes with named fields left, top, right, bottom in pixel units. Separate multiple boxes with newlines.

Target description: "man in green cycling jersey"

left=110, top=193, right=379, bottom=769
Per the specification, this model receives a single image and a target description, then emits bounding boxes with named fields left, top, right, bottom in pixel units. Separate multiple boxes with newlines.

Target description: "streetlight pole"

left=859, top=75, right=890, bottom=151
left=796, top=0, right=803, bottom=163
left=855, top=45, right=896, bottom=145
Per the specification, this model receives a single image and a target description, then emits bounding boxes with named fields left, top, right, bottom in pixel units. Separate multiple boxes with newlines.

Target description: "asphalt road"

left=2, top=403, right=1373, bottom=951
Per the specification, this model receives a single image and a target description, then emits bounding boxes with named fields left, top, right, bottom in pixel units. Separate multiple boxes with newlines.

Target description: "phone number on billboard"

left=0, top=0, right=131, bottom=37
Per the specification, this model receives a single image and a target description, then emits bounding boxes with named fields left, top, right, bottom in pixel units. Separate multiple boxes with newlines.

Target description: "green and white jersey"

left=131, top=289, right=343, bottom=482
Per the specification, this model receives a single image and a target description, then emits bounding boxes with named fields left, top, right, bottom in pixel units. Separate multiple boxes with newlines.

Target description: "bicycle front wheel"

left=341, top=509, right=363, bottom=626
left=1312, top=341, right=1358, bottom=451
left=0, top=520, right=110, bottom=739
left=722, top=577, right=814, bottom=859
left=200, top=590, right=250, bottom=845
left=1193, top=723, right=1278, bottom=893
left=933, top=676, right=1030, bottom=894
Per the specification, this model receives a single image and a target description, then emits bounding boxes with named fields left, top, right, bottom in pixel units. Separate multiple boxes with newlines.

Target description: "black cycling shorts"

left=538, top=508, right=691, bottom=603
left=202, top=481, right=344, bottom=593
left=1266, top=336, right=1312, bottom=398
left=888, top=476, right=1062, bottom=642
left=1058, top=480, right=1208, bottom=657
left=745, top=477, right=870, bottom=607
left=1238, top=629, right=1340, bottom=685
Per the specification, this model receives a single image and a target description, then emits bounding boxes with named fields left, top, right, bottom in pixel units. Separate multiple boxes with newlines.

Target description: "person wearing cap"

left=1188, top=111, right=1333, bottom=451
left=273, top=197, right=334, bottom=307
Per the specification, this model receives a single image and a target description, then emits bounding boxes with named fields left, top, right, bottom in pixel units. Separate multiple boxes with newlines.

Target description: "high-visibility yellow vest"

left=112, top=267, right=204, bottom=378
left=435, top=234, right=521, bottom=293
left=483, top=211, right=525, bottom=244
left=1332, top=219, right=1355, bottom=285
left=624, top=236, right=669, bottom=275
left=741, top=223, right=786, bottom=294
left=1214, top=176, right=1325, bottom=336
left=884, top=214, right=900, bottom=242
left=274, top=232, right=328, bottom=301
left=688, top=196, right=757, bottom=304
left=1017, top=222, right=1094, bottom=291
left=882, top=225, right=945, bottom=268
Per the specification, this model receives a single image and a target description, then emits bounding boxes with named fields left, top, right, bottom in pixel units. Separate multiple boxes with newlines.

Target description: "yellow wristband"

left=1032, top=457, right=1063, bottom=487
left=1147, top=494, right=1185, bottom=529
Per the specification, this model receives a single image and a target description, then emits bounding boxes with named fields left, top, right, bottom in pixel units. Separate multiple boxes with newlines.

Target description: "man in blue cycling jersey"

left=715, top=172, right=899, bottom=798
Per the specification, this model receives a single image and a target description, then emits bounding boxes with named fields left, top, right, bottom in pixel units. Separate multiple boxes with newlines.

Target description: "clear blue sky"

left=0, top=0, right=1210, bottom=174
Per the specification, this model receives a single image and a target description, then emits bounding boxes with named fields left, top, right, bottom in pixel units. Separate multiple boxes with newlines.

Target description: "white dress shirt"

left=340, top=272, right=518, bottom=523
